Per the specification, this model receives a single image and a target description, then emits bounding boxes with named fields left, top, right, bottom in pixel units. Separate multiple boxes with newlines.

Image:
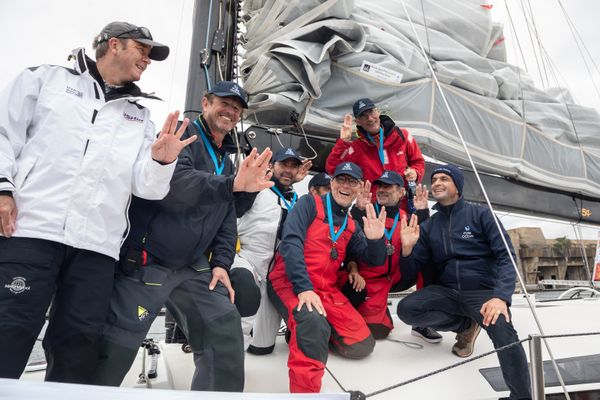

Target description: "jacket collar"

left=70, top=47, right=161, bottom=101
left=356, top=114, right=401, bottom=142
left=198, top=115, right=238, bottom=155
left=432, top=197, right=465, bottom=215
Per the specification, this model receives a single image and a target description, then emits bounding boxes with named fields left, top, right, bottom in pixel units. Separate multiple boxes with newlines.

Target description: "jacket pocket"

left=141, top=266, right=168, bottom=287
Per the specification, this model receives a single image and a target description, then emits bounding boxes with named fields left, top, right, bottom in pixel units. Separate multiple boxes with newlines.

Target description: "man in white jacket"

left=0, top=21, right=197, bottom=384
left=232, top=147, right=309, bottom=354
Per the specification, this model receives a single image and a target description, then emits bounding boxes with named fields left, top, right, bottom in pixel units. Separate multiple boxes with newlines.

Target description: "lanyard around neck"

left=375, top=203, right=399, bottom=242
left=326, top=193, right=348, bottom=244
left=366, top=127, right=385, bottom=167
left=193, top=119, right=226, bottom=176
left=271, top=186, right=297, bottom=211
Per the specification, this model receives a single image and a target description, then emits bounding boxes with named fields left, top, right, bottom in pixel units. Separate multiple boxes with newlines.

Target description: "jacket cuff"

left=0, top=191, right=13, bottom=197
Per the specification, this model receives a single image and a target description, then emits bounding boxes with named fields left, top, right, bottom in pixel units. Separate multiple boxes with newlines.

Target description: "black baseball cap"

left=95, top=22, right=169, bottom=61
left=333, top=162, right=363, bottom=180
left=208, top=81, right=249, bottom=108
left=352, top=98, right=376, bottom=118
left=272, top=147, right=302, bottom=163
left=374, top=170, right=405, bottom=187
left=308, top=172, right=332, bottom=189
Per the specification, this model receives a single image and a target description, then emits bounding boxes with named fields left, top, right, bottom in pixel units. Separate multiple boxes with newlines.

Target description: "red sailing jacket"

left=270, top=194, right=356, bottom=294
left=357, top=208, right=406, bottom=282
left=325, top=115, right=425, bottom=205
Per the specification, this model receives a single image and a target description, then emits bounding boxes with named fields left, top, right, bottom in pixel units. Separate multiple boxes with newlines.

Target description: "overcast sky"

left=0, top=0, right=599, bottom=240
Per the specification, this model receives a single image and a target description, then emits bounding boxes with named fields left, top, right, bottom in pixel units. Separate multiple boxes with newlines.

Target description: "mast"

left=184, top=0, right=240, bottom=118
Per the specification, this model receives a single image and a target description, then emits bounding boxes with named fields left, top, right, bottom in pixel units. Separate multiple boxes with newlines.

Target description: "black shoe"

left=411, top=326, right=443, bottom=343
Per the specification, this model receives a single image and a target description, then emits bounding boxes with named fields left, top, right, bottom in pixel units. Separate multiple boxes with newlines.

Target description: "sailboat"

left=4, top=0, right=600, bottom=399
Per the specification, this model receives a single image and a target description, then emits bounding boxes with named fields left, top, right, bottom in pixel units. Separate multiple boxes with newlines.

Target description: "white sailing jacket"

left=236, top=189, right=288, bottom=281
left=0, top=48, right=175, bottom=259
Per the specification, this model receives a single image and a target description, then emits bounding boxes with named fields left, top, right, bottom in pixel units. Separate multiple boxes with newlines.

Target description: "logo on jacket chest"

left=123, top=112, right=144, bottom=123
left=65, top=86, right=83, bottom=98
left=461, top=225, right=474, bottom=239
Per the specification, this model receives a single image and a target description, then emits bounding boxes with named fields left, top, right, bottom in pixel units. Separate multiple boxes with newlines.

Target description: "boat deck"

left=15, top=296, right=600, bottom=399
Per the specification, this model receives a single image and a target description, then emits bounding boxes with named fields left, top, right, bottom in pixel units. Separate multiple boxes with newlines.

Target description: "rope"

left=363, top=330, right=600, bottom=398
left=365, top=338, right=530, bottom=397
left=325, top=365, right=348, bottom=392
left=540, top=331, right=600, bottom=339
left=397, top=1, right=572, bottom=397
left=385, top=337, right=423, bottom=350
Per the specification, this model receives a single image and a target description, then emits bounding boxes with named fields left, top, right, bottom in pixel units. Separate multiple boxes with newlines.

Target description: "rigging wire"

left=419, top=0, right=432, bottom=58
left=398, top=1, right=571, bottom=397
left=503, top=0, right=528, bottom=158
left=503, top=2, right=529, bottom=72
left=165, top=0, right=187, bottom=112
left=523, top=0, right=550, bottom=87
left=507, top=0, right=587, bottom=183
left=203, top=0, right=215, bottom=91
left=571, top=223, right=593, bottom=283
left=516, top=0, right=546, bottom=88
left=555, top=0, right=600, bottom=104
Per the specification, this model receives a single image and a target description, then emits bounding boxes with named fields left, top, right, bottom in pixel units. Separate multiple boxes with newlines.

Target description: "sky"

left=0, top=0, right=599, bottom=240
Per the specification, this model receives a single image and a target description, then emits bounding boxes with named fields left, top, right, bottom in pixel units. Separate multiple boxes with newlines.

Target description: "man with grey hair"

left=0, top=21, right=196, bottom=383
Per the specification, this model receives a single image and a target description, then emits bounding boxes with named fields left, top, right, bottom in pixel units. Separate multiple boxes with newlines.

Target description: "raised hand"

left=414, top=184, right=429, bottom=210
left=362, top=202, right=386, bottom=240
left=355, top=180, right=372, bottom=210
left=400, top=214, right=419, bottom=256
left=0, top=195, right=17, bottom=237
left=295, top=159, right=313, bottom=183
left=209, top=266, right=235, bottom=304
left=340, top=113, right=353, bottom=143
left=151, top=111, right=196, bottom=164
left=233, top=148, right=274, bottom=192
left=297, top=290, right=326, bottom=316
left=404, top=167, right=418, bottom=182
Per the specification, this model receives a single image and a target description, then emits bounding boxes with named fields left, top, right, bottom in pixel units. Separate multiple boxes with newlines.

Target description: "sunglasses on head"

left=97, top=27, right=152, bottom=44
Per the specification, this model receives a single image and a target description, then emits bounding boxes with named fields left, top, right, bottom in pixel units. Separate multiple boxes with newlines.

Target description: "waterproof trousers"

left=268, top=281, right=375, bottom=393
left=397, top=286, right=531, bottom=400
left=0, top=237, right=115, bottom=383
left=93, top=262, right=244, bottom=391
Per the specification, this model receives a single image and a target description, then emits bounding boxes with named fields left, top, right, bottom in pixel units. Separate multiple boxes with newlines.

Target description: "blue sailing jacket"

left=401, top=198, right=517, bottom=304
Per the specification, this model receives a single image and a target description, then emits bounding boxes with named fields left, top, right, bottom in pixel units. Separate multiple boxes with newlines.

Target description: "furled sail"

left=239, top=0, right=600, bottom=198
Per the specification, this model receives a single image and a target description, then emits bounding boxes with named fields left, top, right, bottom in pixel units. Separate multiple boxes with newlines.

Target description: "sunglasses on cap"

left=96, top=27, right=152, bottom=44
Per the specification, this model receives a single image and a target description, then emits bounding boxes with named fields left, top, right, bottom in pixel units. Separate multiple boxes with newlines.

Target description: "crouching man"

left=268, top=162, right=387, bottom=393
left=397, top=164, right=531, bottom=400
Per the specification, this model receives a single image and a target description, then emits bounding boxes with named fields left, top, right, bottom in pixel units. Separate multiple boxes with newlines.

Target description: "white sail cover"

left=240, top=0, right=600, bottom=198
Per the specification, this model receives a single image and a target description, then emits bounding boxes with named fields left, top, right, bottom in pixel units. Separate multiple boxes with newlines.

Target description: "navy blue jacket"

left=401, top=198, right=517, bottom=304
left=280, top=194, right=386, bottom=294
left=124, top=116, right=238, bottom=270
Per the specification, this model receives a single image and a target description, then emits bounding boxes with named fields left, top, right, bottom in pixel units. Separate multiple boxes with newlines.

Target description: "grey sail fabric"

left=240, top=0, right=600, bottom=197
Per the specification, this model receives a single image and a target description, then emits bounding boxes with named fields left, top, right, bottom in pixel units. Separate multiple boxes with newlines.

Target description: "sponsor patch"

left=123, top=112, right=144, bottom=123
left=4, top=277, right=31, bottom=294
left=138, top=305, right=150, bottom=321
left=462, top=225, right=474, bottom=239
left=65, top=86, right=83, bottom=98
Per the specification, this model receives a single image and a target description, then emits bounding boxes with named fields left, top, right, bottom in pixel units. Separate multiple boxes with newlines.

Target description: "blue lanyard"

left=375, top=203, right=399, bottom=242
left=193, top=119, right=226, bottom=176
left=366, top=127, right=385, bottom=167
left=271, top=186, right=297, bottom=211
left=326, top=193, right=348, bottom=244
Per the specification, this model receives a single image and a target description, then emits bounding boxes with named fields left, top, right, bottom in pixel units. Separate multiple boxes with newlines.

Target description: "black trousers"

left=0, top=237, right=115, bottom=383
left=93, top=262, right=244, bottom=391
